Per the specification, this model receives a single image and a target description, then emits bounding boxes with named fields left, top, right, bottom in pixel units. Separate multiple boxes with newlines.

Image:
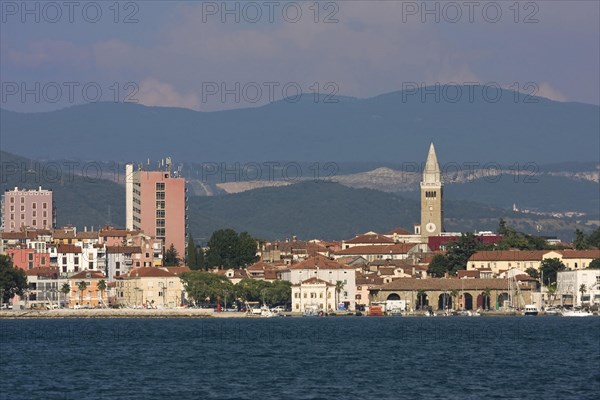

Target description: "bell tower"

left=420, top=143, right=443, bottom=237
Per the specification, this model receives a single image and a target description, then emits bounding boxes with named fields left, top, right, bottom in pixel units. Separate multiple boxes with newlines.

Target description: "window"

left=43, top=211, right=47, bottom=218
left=156, top=201, right=165, bottom=209
left=74, top=256, right=79, bottom=265
left=88, top=262, right=93, bottom=269
left=156, top=210, right=165, bottom=218
left=156, top=219, right=165, bottom=227
left=20, top=205, right=25, bottom=211
left=62, top=256, right=67, bottom=265
left=116, top=262, right=121, bottom=270
left=32, top=203, right=36, bottom=209
left=303, top=293, right=307, bottom=298
left=156, top=183, right=165, bottom=190
left=32, top=220, right=37, bottom=226
left=10, top=197, right=14, bottom=203
left=156, top=192, right=165, bottom=200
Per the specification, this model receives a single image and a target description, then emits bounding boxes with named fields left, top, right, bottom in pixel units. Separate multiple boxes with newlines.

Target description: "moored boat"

left=560, top=308, right=593, bottom=317
left=523, top=304, right=539, bottom=316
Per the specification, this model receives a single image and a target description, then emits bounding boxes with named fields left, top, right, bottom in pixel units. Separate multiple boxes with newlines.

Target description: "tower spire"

left=422, top=142, right=441, bottom=185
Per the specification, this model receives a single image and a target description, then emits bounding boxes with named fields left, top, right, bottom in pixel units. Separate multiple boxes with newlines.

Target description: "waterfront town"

left=1, top=145, right=599, bottom=317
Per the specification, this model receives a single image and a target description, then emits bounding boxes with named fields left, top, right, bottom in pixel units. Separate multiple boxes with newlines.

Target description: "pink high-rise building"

left=125, top=160, right=186, bottom=259
left=1, top=187, right=56, bottom=232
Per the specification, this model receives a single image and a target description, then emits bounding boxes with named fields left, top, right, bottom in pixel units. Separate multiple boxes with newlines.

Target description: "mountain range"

left=1, top=86, right=598, bottom=164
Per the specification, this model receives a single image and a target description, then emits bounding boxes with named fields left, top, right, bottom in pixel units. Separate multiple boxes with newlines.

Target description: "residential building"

left=341, top=232, right=395, bottom=249
left=1, top=186, right=55, bottom=232
left=6, top=248, right=50, bottom=270
left=468, top=250, right=600, bottom=274
left=333, top=243, right=428, bottom=262
left=557, top=269, right=600, bottom=307
left=115, top=267, right=185, bottom=308
left=68, top=270, right=108, bottom=308
left=291, top=278, right=336, bottom=313
left=280, top=255, right=357, bottom=310
left=125, top=161, right=186, bottom=258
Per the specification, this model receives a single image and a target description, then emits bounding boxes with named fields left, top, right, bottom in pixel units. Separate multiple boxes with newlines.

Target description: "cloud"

left=536, top=82, right=567, bottom=102
left=136, top=78, right=200, bottom=110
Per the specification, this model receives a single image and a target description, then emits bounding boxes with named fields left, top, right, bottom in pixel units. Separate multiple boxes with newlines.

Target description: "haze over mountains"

left=1, top=86, right=598, bottom=163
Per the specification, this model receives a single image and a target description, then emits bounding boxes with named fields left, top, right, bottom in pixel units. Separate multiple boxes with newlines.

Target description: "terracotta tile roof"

left=106, top=246, right=142, bottom=254
left=165, top=266, right=191, bottom=276
left=263, top=269, right=279, bottom=280
left=289, top=255, right=352, bottom=270
left=378, top=278, right=522, bottom=291
left=356, top=273, right=384, bottom=285
left=469, top=250, right=550, bottom=262
left=0, top=232, right=27, bottom=240
left=295, top=277, right=334, bottom=286
left=100, top=229, right=130, bottom=237
left=70, top=270, right=106, bottom=279
left=457, top=270, right=481, bottom=279
left=120, top=267, right=176, bottom=279
left=378, top=267, right=396, bottom=276
left=335, top=243, right=416, bottom=256
left=368, top=259, right=412, bottom=267
left=385, top=227, right=413, bottom=235
left=76, top=232, right=99, bottom=240
left=53, top=229, right=76, bottom=239
left=335, top=256, right=367, bottom=265
left=559, top=250, right=600, bottom=259
left=345, top=233, right=395, bottom=245
left=25, top=267, right=60, bottom=278
left=57, top=244, right=82, bottom=254
left=247, top=261, right=275, bottom=271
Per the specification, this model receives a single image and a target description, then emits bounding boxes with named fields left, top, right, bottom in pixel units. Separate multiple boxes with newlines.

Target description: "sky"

left=1, top=0, right=599, bottom=112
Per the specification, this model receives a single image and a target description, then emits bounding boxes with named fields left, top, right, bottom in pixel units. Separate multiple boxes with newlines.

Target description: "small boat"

left=544, top=307, right=560, bottom=316
left=260, top=305, right=275, bottom=318
left=560, top=308, right=593, bottom=317
left=523, top=304, right=539, bottom=316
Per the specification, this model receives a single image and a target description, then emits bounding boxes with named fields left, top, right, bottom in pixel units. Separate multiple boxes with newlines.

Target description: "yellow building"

left=115, top=267, right=184, bottom=308
left=467, top=250, right=600, bottom=274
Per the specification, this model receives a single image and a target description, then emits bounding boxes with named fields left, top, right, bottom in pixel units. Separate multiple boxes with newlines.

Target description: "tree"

left=450, top=289, right=459, bottom=310
left=539, top=258, right=566, bottom=286
left=0, top=255, right=28, bottom=306
left=187, top=235, right=198, bottom=269
left=586, top=227, right=600, bottom=248
left=77, top=281, right=88, bottom=306
left=525, top=267, right=539, bottom=279
left=497, top=218, right=509, bottom=235
left=205, top=229, right=258, bottom=268
left=180, top=271, right=232, bottom=305
left=97, top=280, right=107, bottom=308
left=495, top=221, right=550, bottom=250
left=588, top=258, right=600, bottom=269
left=196, top=247, right=206, bottom=271
left=579, top=284, right=587, bottom=302
left=573, top=229, right=590, bottom=250
left=335, top=281, right=345, bottom=310
left=428, top=254, right=449, bottom=278
left=546, top=282, right=558, bottom=306
left=164, top=243, right=181, bottom=266
left=60, top=283, right=70, bottom=308
left=445, top=233, right=486, bottom=274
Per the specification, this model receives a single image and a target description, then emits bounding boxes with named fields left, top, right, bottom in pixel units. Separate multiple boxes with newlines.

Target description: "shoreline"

left=0, top=309, right=577, bottom=319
